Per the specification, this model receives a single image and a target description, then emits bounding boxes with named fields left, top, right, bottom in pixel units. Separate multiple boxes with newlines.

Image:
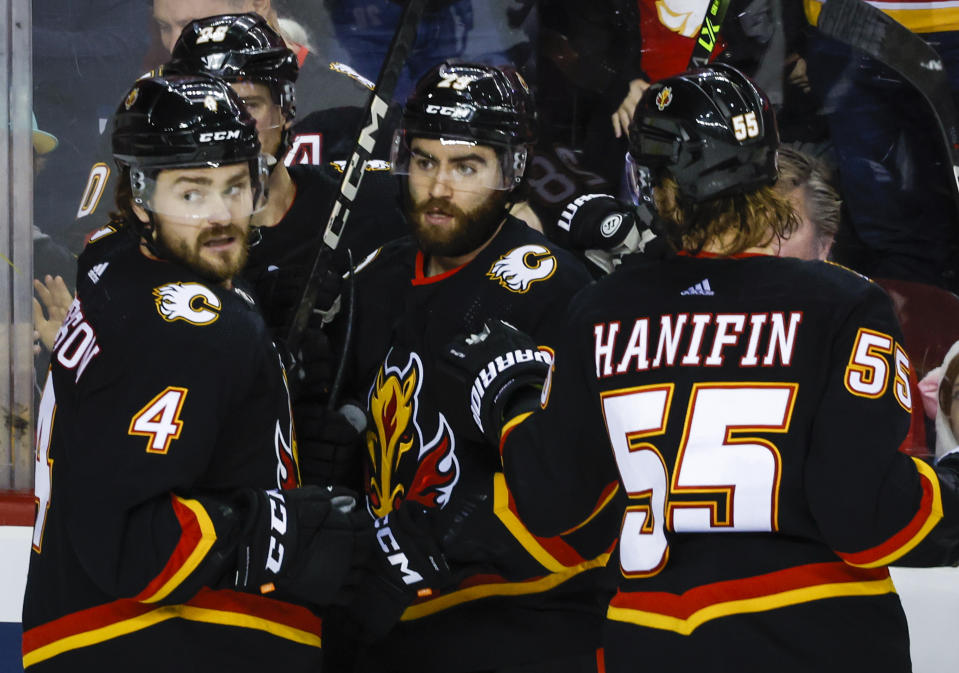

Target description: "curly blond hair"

left=655, top=176, right=800, bottom=255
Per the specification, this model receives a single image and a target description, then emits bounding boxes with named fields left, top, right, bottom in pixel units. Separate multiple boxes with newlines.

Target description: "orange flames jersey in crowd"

left=498, top=250, right=959, bottom=672
left=340, top=216, right=621, bottom=672
left=636, top=0, right=720, bottom=82
left=804, top=0, right=959, bottom=33
left=21, top=228, right=322, bottom=672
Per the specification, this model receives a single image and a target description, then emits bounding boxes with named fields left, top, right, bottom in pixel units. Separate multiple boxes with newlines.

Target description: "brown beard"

left=405, top=190, right=509, bottom=258
left=155, top=223, right=250, bottom=283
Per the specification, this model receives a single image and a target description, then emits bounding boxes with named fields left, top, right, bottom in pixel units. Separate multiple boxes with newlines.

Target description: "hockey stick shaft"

left=688, top=0, right=733, bottom=68
left=816, top=0, right=959, bottom=221
left=285, top=0, right=428, bottom=355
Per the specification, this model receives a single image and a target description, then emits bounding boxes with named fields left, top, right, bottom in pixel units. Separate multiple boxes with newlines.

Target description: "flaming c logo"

left=656, top=87, right=674, bottom=111
left=367, top=352, right=460, bottom=518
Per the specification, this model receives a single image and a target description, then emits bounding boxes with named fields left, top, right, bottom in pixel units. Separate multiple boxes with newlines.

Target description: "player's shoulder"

left=484, top=216, right=593, bottom=294
left=353, top=235, right=417, bottom=278
left=777, top=257, right=887, bottom=309
left=81, top=239, right=262, bottom=344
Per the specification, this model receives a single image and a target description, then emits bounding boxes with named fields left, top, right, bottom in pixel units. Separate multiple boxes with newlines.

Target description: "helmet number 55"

left=732, top=112, right=759, bottom=141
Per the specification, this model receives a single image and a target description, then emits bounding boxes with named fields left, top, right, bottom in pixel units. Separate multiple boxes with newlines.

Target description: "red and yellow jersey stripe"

left=607, top=561, right=896, bottom=635
left=22, top=588, right=323, bottom=668
left=837, top=457, right=944, bottom=567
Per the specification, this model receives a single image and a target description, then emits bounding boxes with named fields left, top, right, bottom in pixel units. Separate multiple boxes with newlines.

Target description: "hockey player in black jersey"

left=444, top=64, right=959, bottom=673
left=69, top=6, right=387, bottom=254
left=333, top=61, right=621, bottom=673
left=21, top=74, right=446, bottom=672
left=166, top=12, right=403, bottom=279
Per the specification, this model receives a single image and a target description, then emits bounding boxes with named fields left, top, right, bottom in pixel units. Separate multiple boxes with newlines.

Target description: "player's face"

left=230, top=81, right=286, bottom=159
left=153, top=0, right=256, bottom=55
left=405, top=137, right=508, bottom=257
left=775, top=186, right=832, bottom=261
left=137, top=163, right=253, bottom=282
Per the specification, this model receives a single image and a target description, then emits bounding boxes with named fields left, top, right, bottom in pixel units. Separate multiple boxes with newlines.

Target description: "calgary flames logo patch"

left=656, top=86, right=673, bottom=111
left=367, top=352, right=459, bottom=518
left=153, top=282, right=221, bottom=325
left=487, top=244, right=557, bottom=293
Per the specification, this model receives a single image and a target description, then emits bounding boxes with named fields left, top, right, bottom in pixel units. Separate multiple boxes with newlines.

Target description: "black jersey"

left=499, top=250, right=959, bottom=673
left=243, top=162, right=402, bottom=286
left=21, top=229, right=323, bottom=672
left=342, top=217, right=620, bottom=672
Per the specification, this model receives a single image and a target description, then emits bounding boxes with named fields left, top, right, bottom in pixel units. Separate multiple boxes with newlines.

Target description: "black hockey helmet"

left=167, top=13, right=298, bottom=120
left=112, top=74, right=267, bottom=216
left=391, top=61, right=537, bottom=189
left=626, top=63, right=778, bottom=202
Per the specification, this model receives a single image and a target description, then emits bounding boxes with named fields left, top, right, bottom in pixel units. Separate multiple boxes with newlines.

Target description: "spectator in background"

left=33, top=0, right=152, bottom=251
left=804, top=0, right=959, bottom=293
left=31, top=114, right=77, bottom=288
left=773, top=145, right=840, bottom=261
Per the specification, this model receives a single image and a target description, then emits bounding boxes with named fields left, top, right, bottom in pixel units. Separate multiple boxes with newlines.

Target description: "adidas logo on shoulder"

left=680, top=279, right=714, bottom=296
left=87, top=262, right=109, bottom=284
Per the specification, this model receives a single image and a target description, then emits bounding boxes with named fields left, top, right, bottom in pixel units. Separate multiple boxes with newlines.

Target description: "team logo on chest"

left=153, top=282, right=221, bottom=325
left=487, top=244, right=557, bottom=293
left=367, top=352, right=459, bottom=518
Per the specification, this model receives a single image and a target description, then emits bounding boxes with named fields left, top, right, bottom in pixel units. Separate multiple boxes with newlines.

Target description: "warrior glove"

left=443, top=320, right=552, bottom=447
left=556, top=193, right=657, bottom=274
left=234, top=485, right=363, bottom=606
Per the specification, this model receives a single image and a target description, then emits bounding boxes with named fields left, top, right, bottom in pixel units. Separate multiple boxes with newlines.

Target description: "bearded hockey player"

left=444, top=63, right=959, bottom=673
left=21, top=74, right=445, bottom=672
left=336, top=61, right=621, bottom=673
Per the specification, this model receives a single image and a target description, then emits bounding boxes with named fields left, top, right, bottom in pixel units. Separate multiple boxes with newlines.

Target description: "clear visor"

left=131, top=156, right=269, bottom=222
left=389, top=130, right=527, bottom=192
left=624, top=151, right=655, bottom=208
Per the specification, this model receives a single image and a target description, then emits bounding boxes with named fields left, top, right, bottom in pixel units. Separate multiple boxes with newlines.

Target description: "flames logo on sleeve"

left=367, top=352, right=459, bottom=518
left=487, top=244, right=557, bottom=293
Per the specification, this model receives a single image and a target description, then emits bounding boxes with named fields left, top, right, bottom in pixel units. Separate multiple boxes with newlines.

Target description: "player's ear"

left=252, top=0, right=273, bottom=19
left=132, top=202, right=150, bottom=224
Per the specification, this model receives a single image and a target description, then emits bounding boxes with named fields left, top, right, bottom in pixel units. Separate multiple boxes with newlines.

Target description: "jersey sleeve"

left=499, top=294, right=622, bottom=556
left=51, top=298, right=271, bottom=605
left=805, top=281, right=959, bottom=567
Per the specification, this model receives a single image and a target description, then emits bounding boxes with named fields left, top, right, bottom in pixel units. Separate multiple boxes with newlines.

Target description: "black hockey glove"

left=253, top=259, right=343, bottom=331
left=283, top=327, right=337, bottom=403
left=442, top=320, right=552, bottom=447
left=294, top=401, right=367, bottom=489
left=556, top=194, right=657, bottom=274
left=234, top=485, right=364, bottom=606
left=343, top=504, right=451, bottom=641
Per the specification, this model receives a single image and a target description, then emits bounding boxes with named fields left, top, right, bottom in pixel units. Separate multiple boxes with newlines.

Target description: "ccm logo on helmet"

left=425, top=104, right=471, bottom=120
left=198, top=129, right=242, bottom=142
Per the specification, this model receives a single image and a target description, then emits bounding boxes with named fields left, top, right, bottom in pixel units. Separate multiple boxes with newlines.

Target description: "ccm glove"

left=344, top=504, right=451, bottom=641
left=443, top=320, right=552, bottom=446
left=234, top=485, right=363, bottom=606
